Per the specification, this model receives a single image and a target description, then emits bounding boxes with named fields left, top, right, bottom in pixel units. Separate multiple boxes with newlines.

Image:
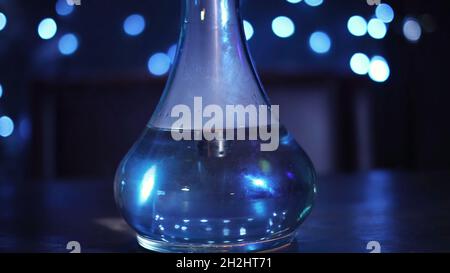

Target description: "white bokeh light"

left=350, top=53, right=370, bottom=75
left=38, top=18, right=58, bottom=40
left=272, top=16, right=295, bottom=38
left=305, top=0, right=324, bottom=7
left=369, top=56, right=390, bottom=83
left=367, top=18, right=387, bottom=39
left=243, top=20, right=254, bottom=41
left=0, top=12, right=7, bottom=31
left=347, top=16, right=367, bottom=37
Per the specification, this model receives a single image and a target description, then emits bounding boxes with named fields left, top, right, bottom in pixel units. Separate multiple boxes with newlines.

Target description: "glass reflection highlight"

left=139, top=166, right=156, bottom=204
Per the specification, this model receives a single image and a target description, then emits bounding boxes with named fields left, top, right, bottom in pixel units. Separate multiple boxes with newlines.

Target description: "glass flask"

left=114, top=0, right=316, bottom=253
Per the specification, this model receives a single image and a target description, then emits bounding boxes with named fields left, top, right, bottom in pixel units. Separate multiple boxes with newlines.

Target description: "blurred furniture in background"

left=30, top=74, right=372, bottom=180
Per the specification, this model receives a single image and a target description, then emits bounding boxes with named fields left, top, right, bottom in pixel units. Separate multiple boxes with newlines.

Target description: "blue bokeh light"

left=0, top=84, right=3, bottom=98
left=309, top=31, right=331, bottom=54
left=0, top=12, right=7, bottom=31
left=123, top=14, right=146, bottom=36
left=0, top=116, right=14, bottom=138
left=367, top=18, right=387, bottom=39
left=243, top=20, right=254, bottom=41
left=347, top=16, right=367, bottom=37
left=403, top=18, right=422, bottom=43
left=286, top=0, right=302, bottom=4
left=305, top=0, right=323, bottom=7
left=369, top=56, right=390, bottom=83
left=350, top=53, right=370, bottom=75
left=38, top=18, right=58, bottom=40
left=148, top=53, right=171, bottom=76
left=375, top=3, right=394, bottom=23
left=167, top=44, right=177, bottom=63
left=272, top=16, right=295, bottom=38
left=58, top=33, right=79, bottom=55
left=55, top=0, right=74, bottom=16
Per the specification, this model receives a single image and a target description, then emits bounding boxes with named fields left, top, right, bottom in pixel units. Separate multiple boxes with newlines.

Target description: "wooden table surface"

left=1, top=171, right=449, bottom=253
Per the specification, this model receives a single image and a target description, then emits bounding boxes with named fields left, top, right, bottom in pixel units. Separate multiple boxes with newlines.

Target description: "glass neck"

left=176, top=0, right=247, bottom=76
left=182, top=0, right=241, bottom=38
left=149, top=0, right=270, bottom=129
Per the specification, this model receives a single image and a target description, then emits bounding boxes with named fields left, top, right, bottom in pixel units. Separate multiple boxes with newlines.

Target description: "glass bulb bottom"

left=115, top=127, right=315, bottom=253
left=136, top=232, right=296, bottom=253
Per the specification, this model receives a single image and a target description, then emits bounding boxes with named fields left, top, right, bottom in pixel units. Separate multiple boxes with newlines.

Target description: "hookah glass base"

left=136, top=232, right=296, bottom=253
left=115, top=127, right=315, bottom=253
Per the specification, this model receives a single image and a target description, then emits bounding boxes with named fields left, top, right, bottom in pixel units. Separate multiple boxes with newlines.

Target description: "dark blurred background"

left=0, top=0, right=449, bottom=181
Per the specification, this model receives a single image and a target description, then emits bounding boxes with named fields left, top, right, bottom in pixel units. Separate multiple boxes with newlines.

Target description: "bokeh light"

left=58, top=33, right=79, bottom=55
left=369, top=56, right=390, bottom=83
left=286, top=0, right=302, bottom=4
left=148, top=53, right=171, bottom=76
left=55, top=0, right=74, bottom=16
left=305, top=0, right=324, bottom=7
left=0, top=12, right=7, bottom=31
left=367, top=18, right=387, bottom=39
left=243, top=20, right=254, bottom=41
left=347, top=16, right=367, bottom=37
left=272, top=16, right=295, bottom=38
left=38, top=18, right=58, bottom=40
left=0, top=84, right=3, bottom=98
left=0, top=116, right=14, bottom=138
left=403, top=18, right=422, bottom=43
left=123, top=14, right=146, bottom=36
left=375, top=3, right=394, bottom=23
left=350, top=53, right=370, bottom=75
left=309, top=31, right=331, bottom=54
left=167, top=44, right=177, bottom=63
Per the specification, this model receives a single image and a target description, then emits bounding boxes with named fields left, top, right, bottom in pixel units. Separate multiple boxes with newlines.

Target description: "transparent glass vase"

left=114, top=0, right=316, bottom=253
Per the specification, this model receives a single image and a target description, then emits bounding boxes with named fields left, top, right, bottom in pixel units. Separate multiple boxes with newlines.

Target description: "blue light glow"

left=58, top=33, right=79, bottom=55
left=0, top=12, right=7, bottom=31
left=375, top=3, right=394, bottom=23
left=55, top=0, right=74, bottom=16
left=272, top=16, right=295, bottom=38
left=286, top=0, right=302, bottom=3
left=252, top=178, right=266, bottom=187
left=140, top=166, right=156, bottom=203
left=403, top=18, right=422, bottom=43
left=347, top=16, right=367, bottom=37
left=240, top=227, right=247, bottom=236
left=148, top=53, right=171, bottom=76
left=123, top=14, right=146, bottom=36
left=305, top=0, right=323, bottom=7
left=369, top=56, right=390, bottom=83
left=167, top=44, right=177, bottom=63
left=0, top=84, right=3, bottom=98
left=243, top=20, right=254, bottom=41
left=367, top=18, right=387, bottom=39
left=38, top=18, right=58, bottom=40
left=350, top=53, right=370, bottom=75
left=309, top=31, right=331, bottom=54
left=0, top=116, right=14, bottom=138
left=223, top=228, right=230, bottom=236
left=245, top=175, right=273, bottom=194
